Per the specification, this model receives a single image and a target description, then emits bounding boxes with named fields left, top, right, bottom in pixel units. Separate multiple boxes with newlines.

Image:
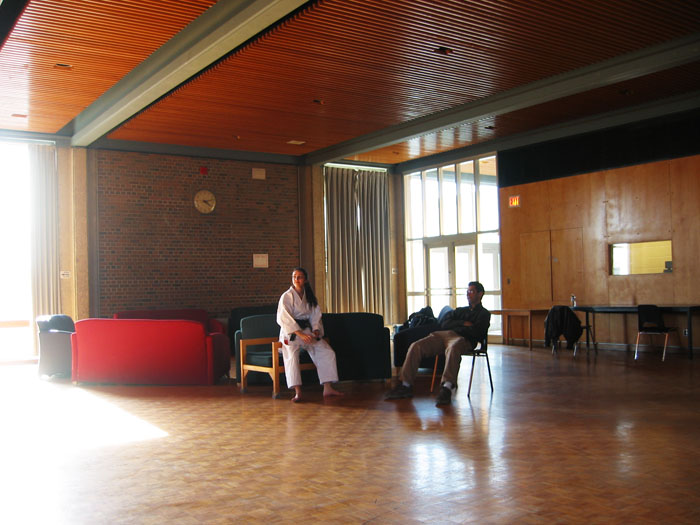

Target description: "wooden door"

left=519, top=231, right=552, bottom=308
left=551, top=228, right=583, bottom=304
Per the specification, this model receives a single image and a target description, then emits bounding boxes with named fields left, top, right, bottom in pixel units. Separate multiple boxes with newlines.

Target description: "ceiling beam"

left=71, top=0, right=308, bottom=147
left=0, top=129, right=71, bottom=147
left=303, top=33, right=700, bottom=166
left=394, top=91, right=700, bottom=174
left=91, top=138, right=301, bottom=165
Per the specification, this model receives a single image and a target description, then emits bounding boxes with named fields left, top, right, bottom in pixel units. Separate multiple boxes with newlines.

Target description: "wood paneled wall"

left=500, top=154, right=700, bottom=347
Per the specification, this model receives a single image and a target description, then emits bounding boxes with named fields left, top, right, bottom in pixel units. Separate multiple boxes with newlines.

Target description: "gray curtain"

left=325, top=166, right=389, bottom=320
left=29, top=144, right=61, bottom=338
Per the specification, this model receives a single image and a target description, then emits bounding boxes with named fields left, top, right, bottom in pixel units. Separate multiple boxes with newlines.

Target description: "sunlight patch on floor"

left=1, top=366, right=168, bottom=455
left=0, top=365, right=169, bottom=524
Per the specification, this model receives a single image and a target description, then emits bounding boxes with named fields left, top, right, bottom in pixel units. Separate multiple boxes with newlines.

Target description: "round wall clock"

left=194, top=189, right=216, bottom=214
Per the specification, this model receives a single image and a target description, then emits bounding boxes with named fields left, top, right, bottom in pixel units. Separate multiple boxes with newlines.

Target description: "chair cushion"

left=437, top=305, right=453, bottom=324
left=245, top=348, right=313, bottom=367
left=114, top=309, right=210, bottom=329
left=240, top=314, right=280, bottom=338
left=639, top=327, right=674, bottom=333
left=228, top=305, right=277, bottom=339
left=36, top=314, right=75, bottom=333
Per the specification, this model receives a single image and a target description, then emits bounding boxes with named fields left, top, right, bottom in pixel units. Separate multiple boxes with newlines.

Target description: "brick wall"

left=96, top=150, right=300, bottom=318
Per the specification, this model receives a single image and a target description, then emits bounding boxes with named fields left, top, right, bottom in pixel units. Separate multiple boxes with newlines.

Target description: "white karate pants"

left=280, top=333, right=339, bottom=388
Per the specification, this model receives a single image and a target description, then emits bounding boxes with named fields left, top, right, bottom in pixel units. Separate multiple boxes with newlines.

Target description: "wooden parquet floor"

left=2, top=345, right=700, bottom=524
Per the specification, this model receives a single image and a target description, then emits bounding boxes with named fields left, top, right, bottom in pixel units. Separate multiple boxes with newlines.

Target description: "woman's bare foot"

left=291, top=386, right=302, bottom=403
left=323, top=384, right=344, bottom=397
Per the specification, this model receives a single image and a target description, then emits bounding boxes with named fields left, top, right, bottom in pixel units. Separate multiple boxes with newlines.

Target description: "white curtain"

left=29, top=144, right=61, bottom=333
left=325, top=166, right=389, bottom=320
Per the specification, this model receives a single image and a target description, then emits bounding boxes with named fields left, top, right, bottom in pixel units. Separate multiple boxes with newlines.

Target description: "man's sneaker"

left=435, top=385, right=452, bottom=406
left=385, top=383, right=413, bottom=400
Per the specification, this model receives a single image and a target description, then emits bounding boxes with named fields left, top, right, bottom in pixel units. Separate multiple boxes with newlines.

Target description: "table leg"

left=582, top=311, right=598, bottom=352
left=504, top=314, right=511, bottom=346
left=687, top=310, right=693, bottom=360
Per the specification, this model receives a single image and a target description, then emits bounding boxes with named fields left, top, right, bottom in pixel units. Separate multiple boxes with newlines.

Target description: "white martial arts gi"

left=277, top=286, right=339, bottom=389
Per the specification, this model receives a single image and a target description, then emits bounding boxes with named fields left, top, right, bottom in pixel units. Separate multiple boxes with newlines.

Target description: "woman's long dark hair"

left=293, top=267, right=318, bottom=307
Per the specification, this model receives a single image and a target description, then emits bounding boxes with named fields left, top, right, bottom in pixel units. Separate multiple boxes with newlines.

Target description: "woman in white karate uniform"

left=277, top=267, right=343, bottom=402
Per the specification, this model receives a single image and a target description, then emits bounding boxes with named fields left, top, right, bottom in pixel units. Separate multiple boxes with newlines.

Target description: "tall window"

left=0, top=141, right=33, bottom=360
left=404, top=154, right=501, bottom=335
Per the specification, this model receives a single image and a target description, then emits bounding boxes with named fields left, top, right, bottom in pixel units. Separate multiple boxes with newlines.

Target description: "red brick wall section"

left=97, top=150, right=300, bottom=318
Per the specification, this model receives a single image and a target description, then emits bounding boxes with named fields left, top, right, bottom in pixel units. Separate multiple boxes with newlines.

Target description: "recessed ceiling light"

left=286, top=140, right=306, bottom=145
left=11, top=113, right=27, bottom=118
left=433, top=46, right=454, bottom=55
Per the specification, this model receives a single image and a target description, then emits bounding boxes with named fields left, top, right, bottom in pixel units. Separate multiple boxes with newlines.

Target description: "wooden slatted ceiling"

left=108, top=0, right=700, bottom=160
left=348, top=61, right=700, bottom=165
left=1, top=0, right=700, bottom=165
left=0, top=0, right=218, bottom=133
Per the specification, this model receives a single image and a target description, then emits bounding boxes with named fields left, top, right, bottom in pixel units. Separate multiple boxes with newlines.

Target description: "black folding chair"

left=634, top=305, right=676, bottom=361
left=430, top=335, right=492, bottom=397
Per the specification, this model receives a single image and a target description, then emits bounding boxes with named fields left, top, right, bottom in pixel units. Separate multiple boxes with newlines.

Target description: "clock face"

left=194, top=189, right=216, bottom=214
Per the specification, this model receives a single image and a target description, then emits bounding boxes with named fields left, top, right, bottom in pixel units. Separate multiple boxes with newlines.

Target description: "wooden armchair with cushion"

left=238, top=314, right=315, bottom=398
left=228, top=304, right=277, bottom=382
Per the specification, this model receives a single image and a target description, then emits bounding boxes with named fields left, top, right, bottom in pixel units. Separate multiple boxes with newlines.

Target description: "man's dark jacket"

left=544, top=305, right=583, bottom=349
left=440, top=303, right=491, bottom=348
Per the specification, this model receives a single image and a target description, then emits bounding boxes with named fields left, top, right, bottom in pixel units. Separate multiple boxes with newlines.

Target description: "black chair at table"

left=544, top=305, right=584, bottom=356
left=430, top=334, right=492, bottom=397
left=635, top=304, right=677, bottom=361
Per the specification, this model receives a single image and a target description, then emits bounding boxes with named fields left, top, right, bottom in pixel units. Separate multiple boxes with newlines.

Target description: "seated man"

left=386, top=281, right=491, bottom=406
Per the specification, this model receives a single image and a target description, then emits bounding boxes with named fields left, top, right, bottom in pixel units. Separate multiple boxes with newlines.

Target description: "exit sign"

left=508, top=195, right=521, bottom=208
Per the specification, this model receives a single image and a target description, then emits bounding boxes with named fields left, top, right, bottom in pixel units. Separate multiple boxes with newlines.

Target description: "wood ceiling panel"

left=348, top=61, right=700, bottom=165
left=2, top=0, right=700, bottom=165
left=0, top=0, right=218, bottom=133
left=108, top=0, right=700, bottom=158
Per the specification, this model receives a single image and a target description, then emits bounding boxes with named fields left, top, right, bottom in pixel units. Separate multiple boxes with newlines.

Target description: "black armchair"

left=393, top=322, right=442, bottom=368
left=36, top=314, right=75, bottom=378
left=393, top=305, right=453, bottom=369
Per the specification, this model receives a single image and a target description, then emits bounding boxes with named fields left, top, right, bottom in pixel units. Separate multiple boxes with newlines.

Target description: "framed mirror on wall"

left=610, top=240, right=672, bottom=275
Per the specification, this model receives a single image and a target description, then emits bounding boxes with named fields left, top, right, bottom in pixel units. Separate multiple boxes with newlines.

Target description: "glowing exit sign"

left=508, top=195, right=521, bottom=208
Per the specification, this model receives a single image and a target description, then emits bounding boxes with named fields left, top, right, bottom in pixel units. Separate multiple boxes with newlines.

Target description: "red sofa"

left=71, top=319, right=229, bottom=385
